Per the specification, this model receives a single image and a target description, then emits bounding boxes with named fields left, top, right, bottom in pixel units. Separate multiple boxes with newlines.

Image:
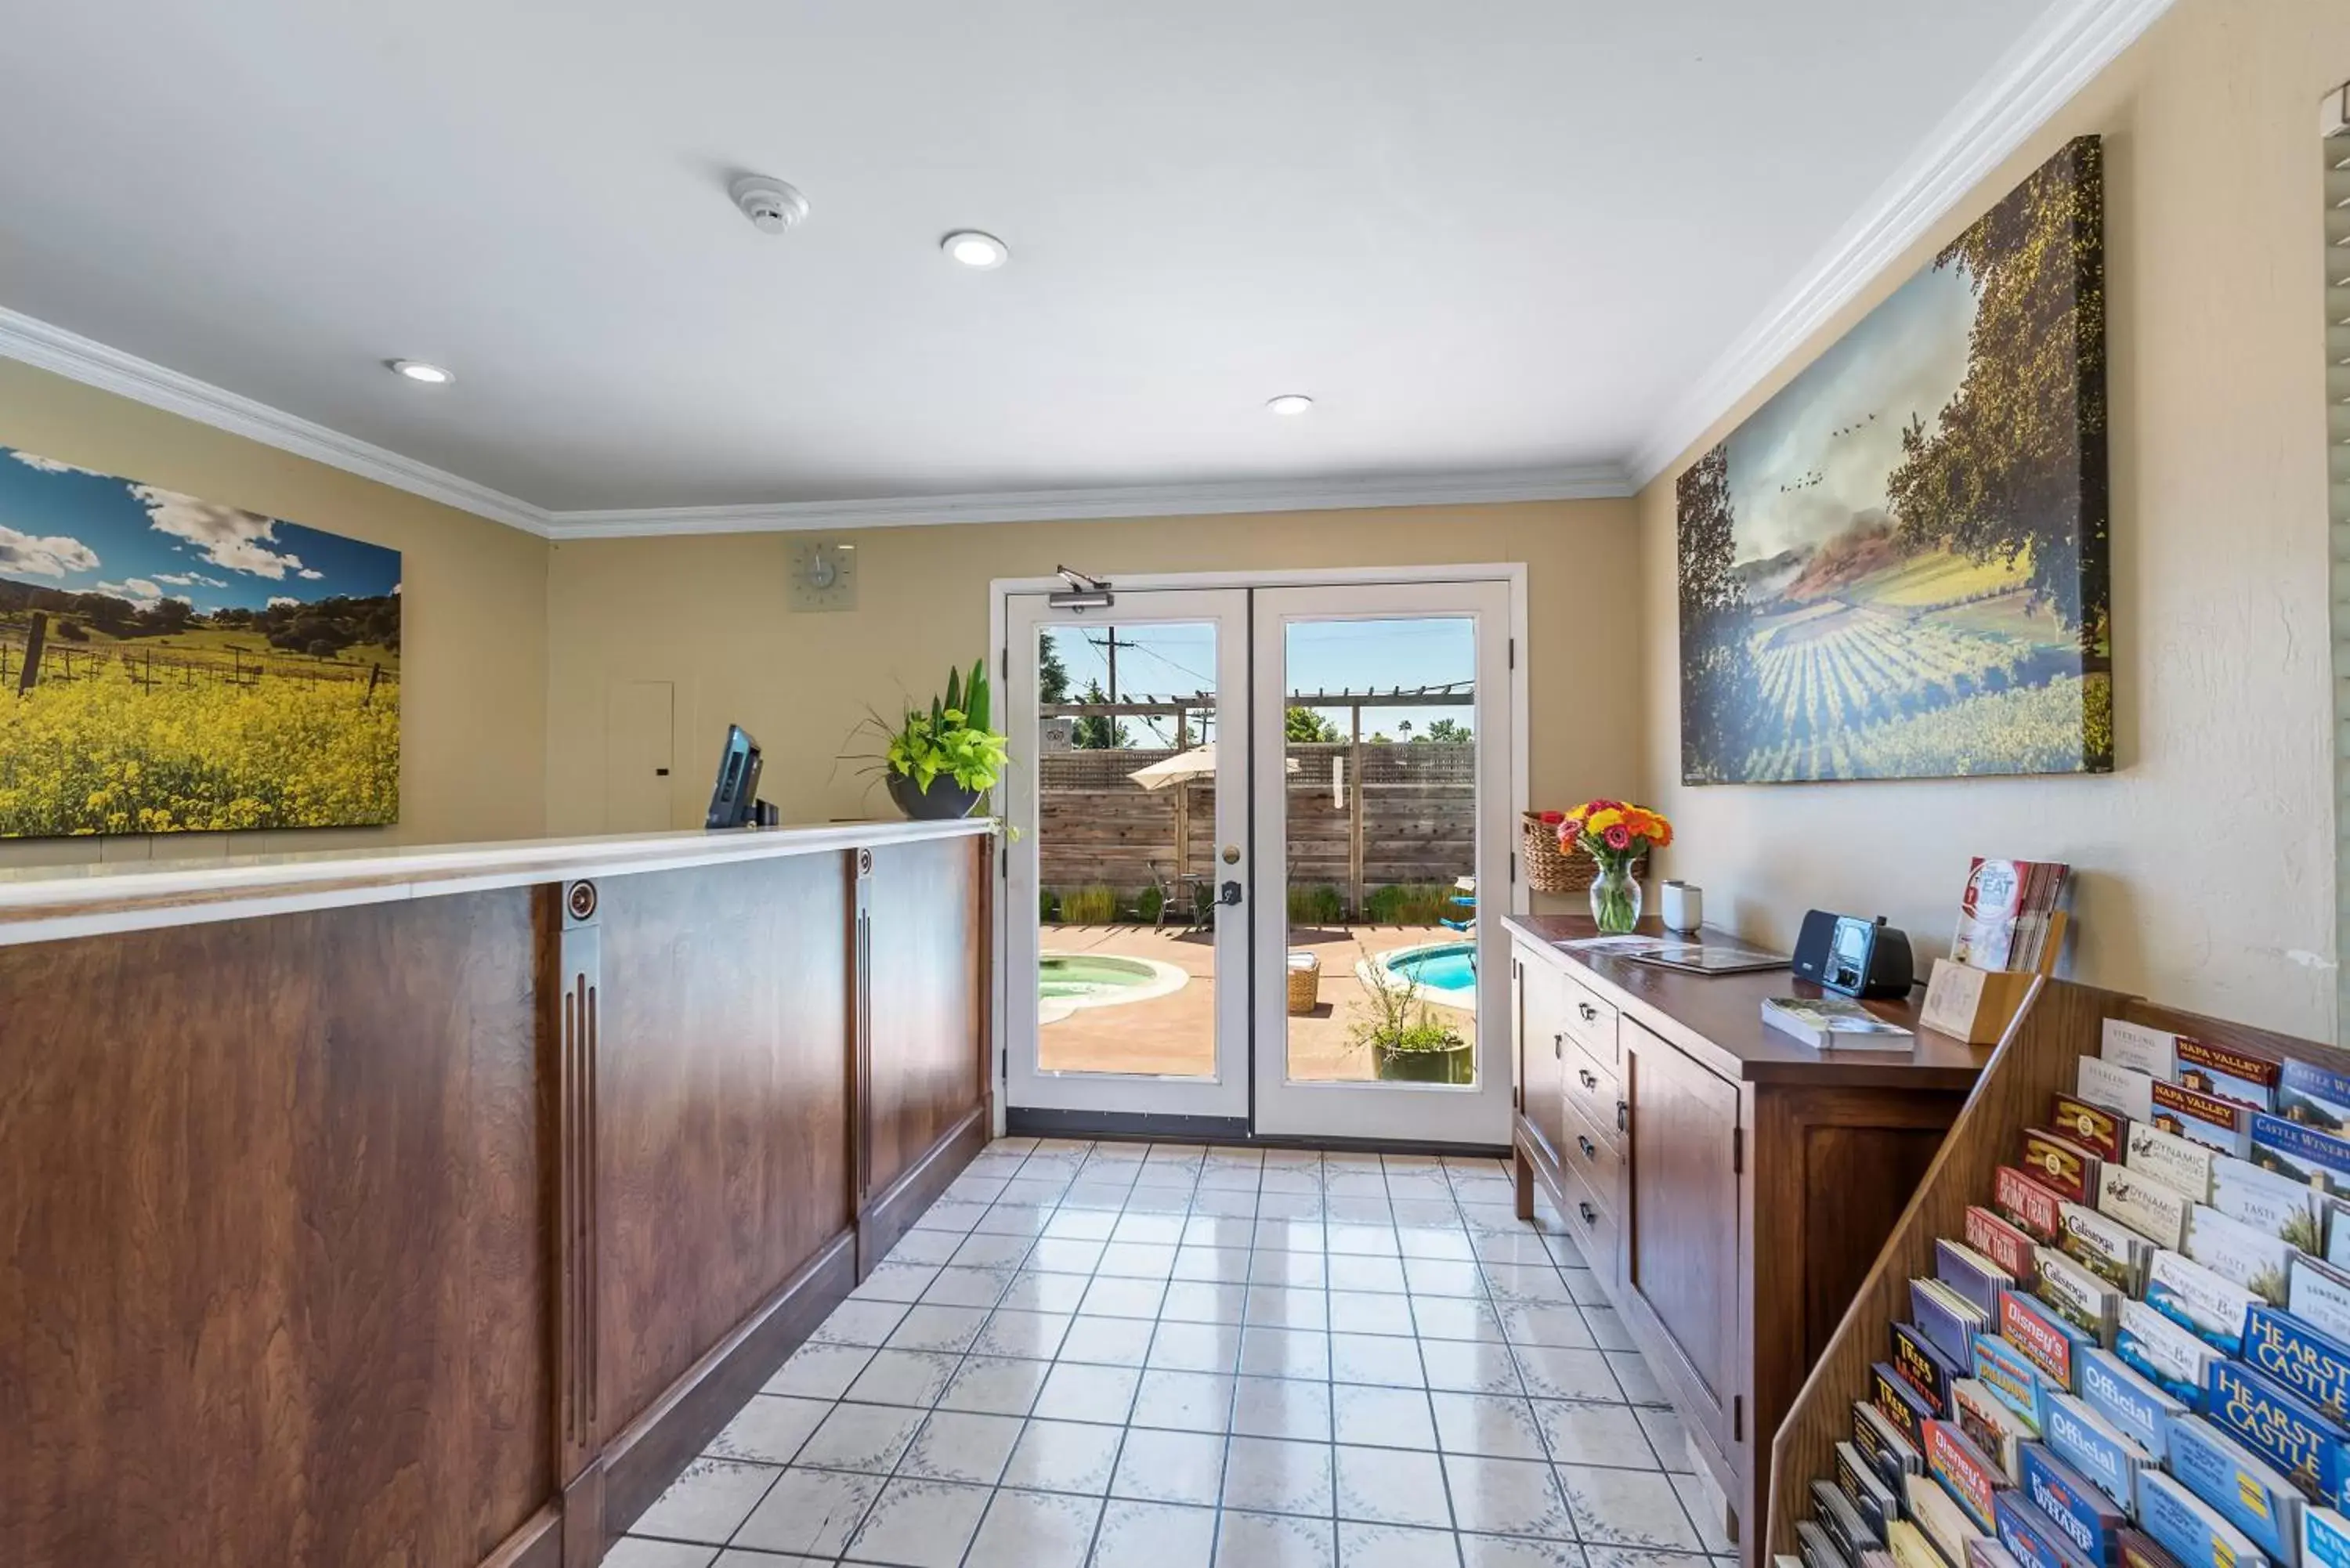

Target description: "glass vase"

left=1588, top=856, right=1642, bottom=934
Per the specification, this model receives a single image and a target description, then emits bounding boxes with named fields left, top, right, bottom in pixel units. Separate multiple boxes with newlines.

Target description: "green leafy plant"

left=843, top=659, right=1011, bottom=797
left=1349, top=961, right=1464, bottom=1055
left=1287, top=884, right=1344, bottom=924
left=1055, top=884, right=1120, bottom=924
left=1363, top=883, right=1459, bottom=924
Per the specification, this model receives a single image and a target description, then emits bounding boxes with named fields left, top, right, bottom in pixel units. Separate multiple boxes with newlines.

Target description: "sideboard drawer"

left=1560, top=1093, right=1626, bottom=1212
left=1564, top=1046, right=1628, bottom=1156
left=1560, top=974, right=1619, bottom=1068
left=1556, top=1156, right=1622, bottom=1282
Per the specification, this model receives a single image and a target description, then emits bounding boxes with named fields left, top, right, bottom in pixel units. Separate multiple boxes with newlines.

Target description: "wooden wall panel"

left=591, top=852, right=855, bottom=1441
left=863, top=835, right=985, bottom=1201
left=0, top=891, right=551, bottom=1568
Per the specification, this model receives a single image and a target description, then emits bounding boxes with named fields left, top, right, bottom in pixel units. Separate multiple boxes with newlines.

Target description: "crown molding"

left=0, top=306, right=555, bottom=535
left=1625, top=0, right=2173, bottom=490
left=540, top=465, right=1632, bottom=539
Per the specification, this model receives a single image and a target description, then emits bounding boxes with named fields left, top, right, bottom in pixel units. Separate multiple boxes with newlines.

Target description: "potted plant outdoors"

left=851, top=660, right=1011, bottom=821
left=1351, top=959, right=1472, bottom=1085
left=1555, top=799, right=1672, bottom=935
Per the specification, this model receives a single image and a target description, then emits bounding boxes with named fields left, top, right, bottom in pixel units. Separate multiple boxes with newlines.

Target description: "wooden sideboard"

left=0, top=821, right=992, bottom=1568
left=1503, top=915, right=1994, bottom=1568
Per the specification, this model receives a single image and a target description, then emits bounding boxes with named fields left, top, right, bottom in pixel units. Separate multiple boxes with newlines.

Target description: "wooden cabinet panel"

left=1623, top=1017, right=1742, bottom=1451
left=1514, top=948, right=1567, bottom=1165
left=864, top=837, right=985, bottom=1201
left=594, top=854, right=854, bottom=1441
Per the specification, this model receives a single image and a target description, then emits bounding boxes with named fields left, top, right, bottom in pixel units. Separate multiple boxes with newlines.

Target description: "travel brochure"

left=1792, top=1014, right=2350, bottom=1568
left=1953, top=858, right=2073, bottom=974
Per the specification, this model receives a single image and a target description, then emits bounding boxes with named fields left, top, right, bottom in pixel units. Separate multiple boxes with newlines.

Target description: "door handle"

left=1578, top=1069, right=1598, bottom=1090
left=1553, top=1032, right=1563, bottom=1059
left=1578, top=1002, right=1599, bottom=1023
left=1577, top=1135, right=1596, bottom=1161
left=1577, top=1201, right=1599, bottom=1227
left=1219, top=881, right=1243, bottom=906
left=1616, top=1100, right=1629, bottom=1134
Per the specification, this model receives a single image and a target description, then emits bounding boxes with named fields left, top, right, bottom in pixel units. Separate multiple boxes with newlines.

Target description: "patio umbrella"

left=1127, top=746, right=1298, bottom=790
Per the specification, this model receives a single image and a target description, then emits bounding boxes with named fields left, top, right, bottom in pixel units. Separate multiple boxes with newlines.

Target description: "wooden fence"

left=1038, top=741, right=1475, bottom=917
left=1, top=612, right=395, bottom=701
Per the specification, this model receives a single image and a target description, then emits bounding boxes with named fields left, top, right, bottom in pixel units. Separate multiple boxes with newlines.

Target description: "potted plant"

left=1351, top=960, right=1472, bottom=1084
left=848, top=660, right=1011, bottom=820
left=1555, top=799, right=1672, bottom=934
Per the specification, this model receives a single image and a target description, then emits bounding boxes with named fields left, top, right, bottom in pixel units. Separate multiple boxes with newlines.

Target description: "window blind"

left=2330, top=84, right=2350, bottom=1043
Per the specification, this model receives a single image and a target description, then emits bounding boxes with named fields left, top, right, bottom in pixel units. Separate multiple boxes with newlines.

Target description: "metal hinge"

left=998, top=1046, right=1007, bottom=1081
left=1731, top=1125, right=1744, bottom=1175
left=1001, top=645, right=1009, bottom=680
left=1510, top=851, right=1518, bottom=883
left=1000, top=846, right=1009, bottom=878
left=1508, top=637, right=1516, bottom=670
left=1734, top=1395, right=1744, bottom=1442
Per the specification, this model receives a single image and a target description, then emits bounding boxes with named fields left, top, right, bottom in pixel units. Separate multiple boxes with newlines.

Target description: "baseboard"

left=479, top=1505, right=562, bottom=1568
left=859, top=1102, right=989, bottom=1277
left=1005, top=1107, right=1252, bottom=1143
left=597, top=1229, right=858, bottom=1542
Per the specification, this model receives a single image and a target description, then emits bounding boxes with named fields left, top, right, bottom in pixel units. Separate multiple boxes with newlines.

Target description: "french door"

left=1000, top=576, right=1517, bottom=1146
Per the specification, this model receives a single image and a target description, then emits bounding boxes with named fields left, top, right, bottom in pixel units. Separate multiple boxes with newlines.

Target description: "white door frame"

left=988, top=563, right=1530, bottom=1142
left=1248, top=579, right=1518, bottom=1144
left=1001, top=588, right=1254, bottom=1120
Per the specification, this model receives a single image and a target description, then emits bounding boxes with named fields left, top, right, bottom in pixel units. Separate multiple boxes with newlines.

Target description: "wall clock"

left=787, top=538, right=859, bottom=612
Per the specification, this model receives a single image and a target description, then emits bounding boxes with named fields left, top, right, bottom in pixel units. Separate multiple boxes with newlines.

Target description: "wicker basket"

left=1285, top=951, right=1322, bottom=1016
left=1522, top=811, right=1649, bottom=894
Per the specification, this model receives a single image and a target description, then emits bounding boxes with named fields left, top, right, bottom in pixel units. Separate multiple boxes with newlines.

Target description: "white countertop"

left=0, top=818, right=994, bottom=947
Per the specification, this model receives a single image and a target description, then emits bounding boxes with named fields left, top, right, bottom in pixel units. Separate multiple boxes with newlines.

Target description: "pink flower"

left=1602, top=824, right=1632, bottom=851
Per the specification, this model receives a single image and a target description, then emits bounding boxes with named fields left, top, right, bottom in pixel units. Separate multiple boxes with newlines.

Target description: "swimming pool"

left=1368, top=941, right=1479, bottom=1009
left=1038, top=951, right=1190, bottom=1024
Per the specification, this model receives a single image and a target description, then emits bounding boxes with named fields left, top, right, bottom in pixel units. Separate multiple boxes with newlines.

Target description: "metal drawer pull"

left=1553, top=1031, right=1564, bottom=1058
left=1577, top=1135, right=1596, bottom=1160
left=1616, top=1100, right=1629, bottom=1134
left=1578, top=1201, right=1599, bottom=1226
left=1578, top=1002, right=1599, bottom=1023
left=1578, top=1068, right=1598, bottom=1090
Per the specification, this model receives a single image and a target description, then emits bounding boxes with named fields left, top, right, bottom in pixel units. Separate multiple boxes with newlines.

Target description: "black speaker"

left=1791, top=909, right=1915, bottom=999
left=1790, top=909, right=1840, bottom=985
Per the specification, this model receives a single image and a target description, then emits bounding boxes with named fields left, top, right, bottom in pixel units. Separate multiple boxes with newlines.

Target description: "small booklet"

left=1762, top=995, right=1917, bottom=1050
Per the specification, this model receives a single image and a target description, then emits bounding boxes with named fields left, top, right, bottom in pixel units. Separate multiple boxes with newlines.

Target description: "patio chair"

left=1149, top=861, right=1213, bottom=930
left=1440, top=875, right=1476, bottom=934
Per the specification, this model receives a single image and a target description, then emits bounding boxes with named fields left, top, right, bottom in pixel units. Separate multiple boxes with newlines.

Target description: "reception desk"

left=0, top=818, right=995, bottom=1568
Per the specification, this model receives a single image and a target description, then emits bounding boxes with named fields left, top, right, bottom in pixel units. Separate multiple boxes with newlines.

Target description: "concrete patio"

left=1036, top=923, right=1477, bottom=1083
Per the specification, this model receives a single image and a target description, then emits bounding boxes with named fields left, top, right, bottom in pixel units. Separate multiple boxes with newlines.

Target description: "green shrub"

left=1039, top=888, right=1057, bottom=923
left=1287, top=883, right=1344, bottom=924
left=1057, top=884, right=1120, bottom=923
left=1135, top=886, right=1165, bottom=923
left=1363, top=883, right=1461, bottom=924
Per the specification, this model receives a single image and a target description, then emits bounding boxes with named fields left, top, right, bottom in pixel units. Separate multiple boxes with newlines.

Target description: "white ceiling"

left=0, top=1, right=2107, bottom=520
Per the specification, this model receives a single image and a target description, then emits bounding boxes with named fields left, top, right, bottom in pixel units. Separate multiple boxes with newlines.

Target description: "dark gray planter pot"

left=886, top=772, right=983, bottom=821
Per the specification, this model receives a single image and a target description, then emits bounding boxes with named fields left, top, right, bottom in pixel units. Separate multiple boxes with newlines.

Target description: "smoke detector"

left=730, top=175, right=809, bottom=234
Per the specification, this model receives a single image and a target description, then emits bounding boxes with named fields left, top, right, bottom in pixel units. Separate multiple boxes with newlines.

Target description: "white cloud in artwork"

left=298, top=568, right=324, bottom=580
left=128, top=484, right=306, bottom=580
left=96, top=577, right=164, bottom=605
left=9, top=451, right=101, bottom=477
left=268, top=595, right=298, bottom=608
left=0, top=524, right=99, bottom=579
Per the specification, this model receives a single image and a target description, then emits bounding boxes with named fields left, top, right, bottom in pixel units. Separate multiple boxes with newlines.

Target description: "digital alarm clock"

left=1791, top=910, right=1916, bottom=999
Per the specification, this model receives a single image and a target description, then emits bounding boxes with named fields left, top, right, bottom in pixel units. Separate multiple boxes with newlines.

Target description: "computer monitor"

left=704, top=724, right=765, bottom=829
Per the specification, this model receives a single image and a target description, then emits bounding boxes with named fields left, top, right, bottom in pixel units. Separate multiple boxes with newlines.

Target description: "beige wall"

left=1635, top=0, right=2350, bottom=1038
left=0, top=359, right=551, bottom=869
left=543, top=500, right=1642, bottom=851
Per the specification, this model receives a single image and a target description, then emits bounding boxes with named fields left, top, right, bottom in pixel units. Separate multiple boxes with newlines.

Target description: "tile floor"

left=611, top=1140, right=1736, bottom=1568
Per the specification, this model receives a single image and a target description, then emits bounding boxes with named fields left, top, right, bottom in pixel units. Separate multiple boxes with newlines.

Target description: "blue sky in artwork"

left=0, top=446, right=401, bottom=612
left=1723, top=258, right=1976, bottom=564
left=1043, top=616, right=1476, bottom=745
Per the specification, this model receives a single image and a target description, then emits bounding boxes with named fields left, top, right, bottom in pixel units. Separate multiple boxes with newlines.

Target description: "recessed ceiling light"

left=388, top=359, right=454, bottom=385
left=1266, top=394, right=1314, bottom=417
left=942, top=231, right=1009, bottom=269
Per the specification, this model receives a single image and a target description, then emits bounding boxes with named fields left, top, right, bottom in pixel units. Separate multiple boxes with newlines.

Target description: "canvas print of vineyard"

left=1678, top=136, right=2110, bottom=785
left=0, top=448, right=400, bottom=836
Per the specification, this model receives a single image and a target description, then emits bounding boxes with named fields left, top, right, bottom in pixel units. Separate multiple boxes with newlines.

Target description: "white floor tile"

left=1090, top=1499, right=1218, bottom=1568
left=731, top=1466, right=884, bottom=1557
left=628, top=1457, right=777, bottom=1545
left=1231, top=1374, right=1334, bottom=1441
left=605, top=1540, right=717, bottom=1568
left=1554, top=1465, right=1705, bottom=1550
left=1336, top=1443, right=1455, bottom=1527
left=1110, top=1425, right=1228, bottom=1505
left=706, top=1394, right=830, bottom=1467
left=1003, top=1418, right=1126, bottom=1494
left=897, top=1408, right=1024, bottom=1484
left=1430, top=1393, right=1549, bottom=1461
left=937, top=1354, right=1051, bottom=1416
left=794, top=1400, right=924, bottom=1473
left=1221, top=1435, right=1335, bottom=1515
left=965, top=1487, right=1102, bottom=1568
left=1218, top=1508, right=1338, bottom=1568
left=1342, top=1521, right=1466, bottom=1568
left=1332, top=1382, right=1439, bottom=1451
left=1130, top=1367, right=1237, bottom=1432
left=843, top=1476, right=992, bottom=1568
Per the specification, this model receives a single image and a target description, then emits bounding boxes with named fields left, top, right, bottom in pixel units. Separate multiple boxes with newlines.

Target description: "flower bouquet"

left=1556, top=800, right=1672, bottom=934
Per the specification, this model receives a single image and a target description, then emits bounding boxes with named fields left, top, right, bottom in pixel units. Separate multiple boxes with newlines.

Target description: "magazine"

left=1762, top=996, right=1917, bottom=1050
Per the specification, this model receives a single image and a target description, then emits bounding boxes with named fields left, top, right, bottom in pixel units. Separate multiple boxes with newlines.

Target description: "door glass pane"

left=1281, top=617, right=1479, bottom=1086
left=1033, top=620, right=1220, bottom=1079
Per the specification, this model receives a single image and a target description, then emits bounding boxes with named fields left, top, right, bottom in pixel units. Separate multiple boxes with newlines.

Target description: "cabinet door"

left=1515, top=956, right=1567, bottom=1165
left=1622, top=1017, right=1742, bottom=1452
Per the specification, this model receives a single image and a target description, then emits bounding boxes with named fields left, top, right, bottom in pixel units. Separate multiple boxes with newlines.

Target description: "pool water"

left=1039, top=954, right=1161, bottom=999
left=1380, top=941, right=1478, bottom=1005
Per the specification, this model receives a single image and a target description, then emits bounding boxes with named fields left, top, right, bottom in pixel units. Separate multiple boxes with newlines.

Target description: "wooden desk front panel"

left=591, top=852, right=855, bottom=1444
left=0, top=891, right=552, bottom=1568
left=863, top=836, right=985, bottom=1204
